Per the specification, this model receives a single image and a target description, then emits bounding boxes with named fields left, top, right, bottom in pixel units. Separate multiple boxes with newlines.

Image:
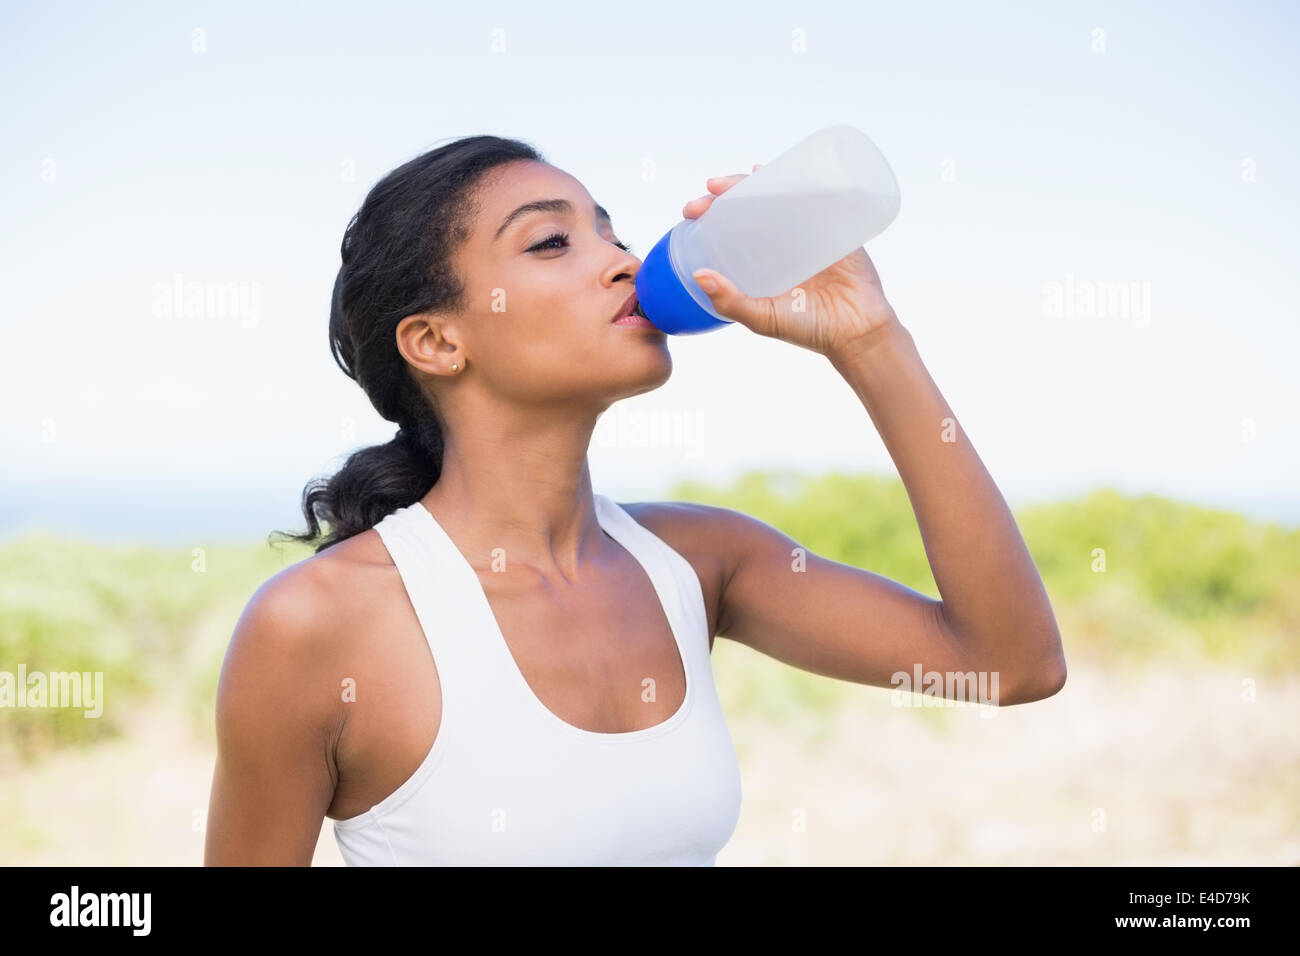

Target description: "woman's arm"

left=680, top=170, right=1066, bottom=705
left=828, top=317, right=1066, bottom=697
left=687, top=318, right=1065, bottom=707
left=204, top=570, right=340, bottom=865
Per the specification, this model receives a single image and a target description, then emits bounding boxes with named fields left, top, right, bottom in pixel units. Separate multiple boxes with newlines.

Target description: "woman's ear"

left=396, top=311, right=465, bottom=377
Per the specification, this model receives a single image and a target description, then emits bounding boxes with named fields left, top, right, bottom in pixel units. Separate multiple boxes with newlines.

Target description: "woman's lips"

left=611, top=292, right=641, bottom=323
left=612, top=313, right=658, bottom=328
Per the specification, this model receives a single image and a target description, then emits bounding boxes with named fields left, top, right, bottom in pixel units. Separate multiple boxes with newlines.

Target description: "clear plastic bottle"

left=634, top=124, right=901, bottom=334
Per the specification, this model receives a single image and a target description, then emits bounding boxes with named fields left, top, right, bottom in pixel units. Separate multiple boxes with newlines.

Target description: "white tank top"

left=331, top=492, right=744, bottom=865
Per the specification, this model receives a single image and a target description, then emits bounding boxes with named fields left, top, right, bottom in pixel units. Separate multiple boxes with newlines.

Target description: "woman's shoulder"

left=615, top=498, right=757, bottom=568
left=232, top=528, right=395, bottom=669
left=614, top=499, right=758, bottom=643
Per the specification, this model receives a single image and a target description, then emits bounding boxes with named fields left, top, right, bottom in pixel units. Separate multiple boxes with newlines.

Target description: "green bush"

left=671, top=472, right=1300, bottom=674
left=3, top=473, right=1295, bottom=760
left=0, top=532, right=312, bottom=759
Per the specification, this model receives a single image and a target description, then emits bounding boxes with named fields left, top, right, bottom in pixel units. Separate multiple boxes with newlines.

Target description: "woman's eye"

left=526, top=232, right=633, bottom=254
left=527, top=231, right=569, bottom=253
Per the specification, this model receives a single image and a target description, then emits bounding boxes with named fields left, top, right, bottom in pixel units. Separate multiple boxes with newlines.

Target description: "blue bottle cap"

left=635, top=227, right=732, bottom=335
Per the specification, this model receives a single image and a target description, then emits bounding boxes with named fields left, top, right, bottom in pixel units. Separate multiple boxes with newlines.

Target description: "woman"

left=203, top=134, right=1066, bottom=866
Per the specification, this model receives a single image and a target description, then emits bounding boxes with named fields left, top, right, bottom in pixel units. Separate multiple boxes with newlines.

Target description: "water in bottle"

left=634, top=124, right=901, bottom=334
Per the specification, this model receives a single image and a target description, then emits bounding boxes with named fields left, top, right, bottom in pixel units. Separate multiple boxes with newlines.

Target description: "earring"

left=451, top=362, right=459, bottom=371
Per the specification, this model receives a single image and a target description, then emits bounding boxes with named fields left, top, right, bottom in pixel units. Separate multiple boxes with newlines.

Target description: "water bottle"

left=634, top=124, right=901, bottom=334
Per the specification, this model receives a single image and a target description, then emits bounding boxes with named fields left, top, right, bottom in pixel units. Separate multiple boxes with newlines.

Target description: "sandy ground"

left=2, top=659, right=1297, bottom=866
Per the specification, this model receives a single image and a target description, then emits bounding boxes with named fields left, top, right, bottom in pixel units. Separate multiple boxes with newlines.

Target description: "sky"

left=2, top=0, right=1297, bottom=544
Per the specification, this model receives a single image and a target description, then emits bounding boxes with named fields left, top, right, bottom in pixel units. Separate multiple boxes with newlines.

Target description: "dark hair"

left=269, top=134, right=546, bottom=554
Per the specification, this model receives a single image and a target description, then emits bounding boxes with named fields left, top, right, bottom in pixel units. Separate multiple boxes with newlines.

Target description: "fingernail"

left=693, top=270, right=718, bottom=294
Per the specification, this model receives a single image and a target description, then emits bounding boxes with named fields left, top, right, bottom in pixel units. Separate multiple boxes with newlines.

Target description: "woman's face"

left=431, top=159, right=671, bottom=410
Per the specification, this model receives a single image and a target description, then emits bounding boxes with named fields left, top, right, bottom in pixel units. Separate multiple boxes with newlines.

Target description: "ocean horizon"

left=2, top=474, right=1296, bottom=549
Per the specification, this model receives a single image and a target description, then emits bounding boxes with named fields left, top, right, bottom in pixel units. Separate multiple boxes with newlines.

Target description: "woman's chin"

left=612, top=352, right=672, bottom=397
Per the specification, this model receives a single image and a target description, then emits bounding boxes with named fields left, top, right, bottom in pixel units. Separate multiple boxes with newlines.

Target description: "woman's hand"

left=681, top=165, right=902, bottom=359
